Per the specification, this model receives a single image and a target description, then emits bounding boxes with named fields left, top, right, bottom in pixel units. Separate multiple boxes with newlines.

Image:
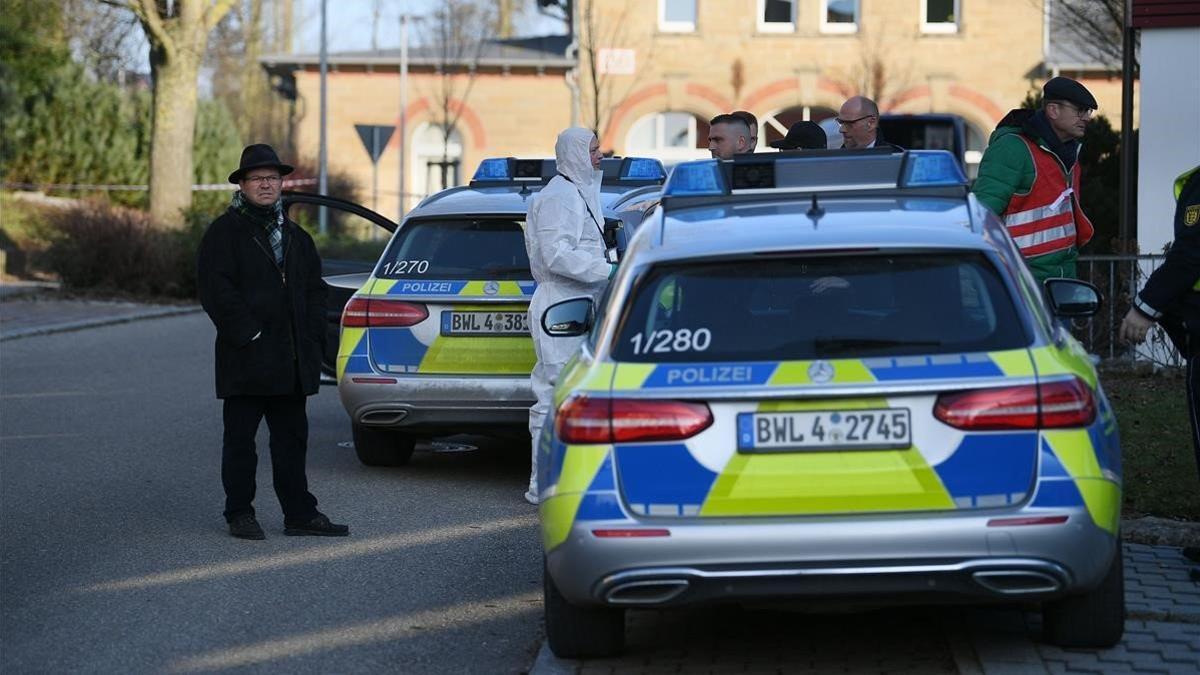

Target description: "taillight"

left=1037, top=378, right=1096, bottom=427
left=934, top=377, right=1095, bottom=430
left=555, top=397, right=713, bottom=444
left=341, top=297, right=428, bottom=328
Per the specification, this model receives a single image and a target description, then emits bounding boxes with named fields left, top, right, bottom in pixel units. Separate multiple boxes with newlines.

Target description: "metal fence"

left=1074, top=254, right=1182, bottom=367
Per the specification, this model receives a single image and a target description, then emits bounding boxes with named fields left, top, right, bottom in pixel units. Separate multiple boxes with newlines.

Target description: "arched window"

left=762, top=105, right=839, bottom=148
left=624, top=111, right=710, bottom=162
left=411, top=123, right=463, bottom=206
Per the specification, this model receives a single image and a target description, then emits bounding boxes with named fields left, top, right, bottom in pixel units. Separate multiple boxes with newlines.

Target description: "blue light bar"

left=663, top=160, right=727, bottom=197
left=902, top=150, right=966, bottom=188
left=472, top=157, right=511, bottom=181
left=621, top=157, right=666, bottom=181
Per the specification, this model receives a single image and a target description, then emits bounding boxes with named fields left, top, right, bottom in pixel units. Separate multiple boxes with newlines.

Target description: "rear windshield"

left=375, top=218, right=531, bottom=280
left=612, top=252, right=1029, bottom=363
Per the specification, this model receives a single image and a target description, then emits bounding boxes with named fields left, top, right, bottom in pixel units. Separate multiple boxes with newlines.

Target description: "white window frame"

left=625, top=112, right=709, bottom=163
left=757, top=0, right=797, bottom=33
left=658, top=0, right=697, bottom=33
left=920, top=0, right=960, bottom=34
left=819, top=0, right=859, bottom=34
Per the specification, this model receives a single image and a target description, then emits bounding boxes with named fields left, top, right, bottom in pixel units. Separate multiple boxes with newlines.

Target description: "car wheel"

left=1042, top=543, right=1125, bottom=648
left=544, top=559, right=624, bottom=658
left=351, top=423, right=416, bottom=467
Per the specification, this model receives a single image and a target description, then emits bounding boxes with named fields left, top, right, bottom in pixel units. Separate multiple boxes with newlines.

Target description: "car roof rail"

left=659, top=149, right=968, bottom=212
left=469, top=156, right=666, bottom=188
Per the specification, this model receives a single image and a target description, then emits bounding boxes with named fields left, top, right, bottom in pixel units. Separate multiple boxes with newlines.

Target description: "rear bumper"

left=545, top=506, right=1117, bottom=608
left=340, top=374, right=533, bottom=432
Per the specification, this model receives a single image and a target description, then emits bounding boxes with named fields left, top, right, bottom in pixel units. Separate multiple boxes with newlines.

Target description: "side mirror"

left=541, top=297, right=595, bottom=337
left=1044, top=278, right=1102, bottom=317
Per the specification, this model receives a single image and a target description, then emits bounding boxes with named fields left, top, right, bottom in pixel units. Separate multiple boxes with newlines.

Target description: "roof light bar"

left=470, top=157, right=666, bottom=186
left=663, top=159, right=726, bottom=197
left=902, top=150, right=968, bottom=188
left=661, top=149, right=968, bottom=205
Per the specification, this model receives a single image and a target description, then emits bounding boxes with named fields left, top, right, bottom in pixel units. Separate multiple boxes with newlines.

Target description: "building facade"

left=264, top=0, right=1131, bottom=220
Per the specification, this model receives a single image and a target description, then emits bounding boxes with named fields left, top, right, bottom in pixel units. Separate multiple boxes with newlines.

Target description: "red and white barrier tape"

left=2, top=178, right=319, bottom=192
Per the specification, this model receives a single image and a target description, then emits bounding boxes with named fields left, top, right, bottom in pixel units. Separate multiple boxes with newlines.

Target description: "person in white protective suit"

left=523, top=128, right=612, bottom=504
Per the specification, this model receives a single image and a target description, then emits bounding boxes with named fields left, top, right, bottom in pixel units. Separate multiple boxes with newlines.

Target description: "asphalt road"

left=0, top=314, right=544, bottom=673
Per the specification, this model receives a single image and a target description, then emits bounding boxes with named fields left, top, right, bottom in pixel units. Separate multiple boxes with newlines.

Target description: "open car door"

left=281, top=191, right=397, bottom=383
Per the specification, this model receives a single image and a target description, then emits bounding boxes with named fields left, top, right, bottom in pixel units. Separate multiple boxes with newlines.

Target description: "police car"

left=335, top=156, right=665, bottom=466
left=535, top=149, right=1123, bottom=657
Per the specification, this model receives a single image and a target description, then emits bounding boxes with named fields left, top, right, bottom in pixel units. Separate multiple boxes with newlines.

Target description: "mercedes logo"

left=808, top=360, right=834, bottom=383
left=483, top=281, right=500, bottom=295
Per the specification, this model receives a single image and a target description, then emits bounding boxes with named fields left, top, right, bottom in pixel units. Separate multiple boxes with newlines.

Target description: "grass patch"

left=1101, top=369, right=1200, bottom=521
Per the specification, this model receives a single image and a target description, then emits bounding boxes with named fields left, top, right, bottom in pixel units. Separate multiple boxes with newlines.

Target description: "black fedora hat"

left=769, top=121, right=828, bottom=150
left=228, top=144, right=295, bottom=184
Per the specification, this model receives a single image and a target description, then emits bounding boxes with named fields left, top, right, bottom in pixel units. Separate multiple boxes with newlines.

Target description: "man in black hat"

left=769, top=121, right=829, bottom=151
left=972, top=76, right=1097, bottom=284
left=197, top=144, right=349, bottom=540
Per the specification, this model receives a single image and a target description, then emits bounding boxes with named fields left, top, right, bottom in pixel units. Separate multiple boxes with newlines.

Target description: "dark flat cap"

left=1043, top=76, right=1097, bottom=110
left=769, top=121, right=828, bottom=150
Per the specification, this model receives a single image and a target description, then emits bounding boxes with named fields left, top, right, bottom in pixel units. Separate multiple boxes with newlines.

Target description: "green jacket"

left=972, top=109, right=1084, bottom=284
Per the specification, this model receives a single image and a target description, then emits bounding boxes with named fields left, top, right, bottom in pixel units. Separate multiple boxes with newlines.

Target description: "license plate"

left=440, top=310, right=529, bottom=336
left=737, top=408, right=911, bottom=452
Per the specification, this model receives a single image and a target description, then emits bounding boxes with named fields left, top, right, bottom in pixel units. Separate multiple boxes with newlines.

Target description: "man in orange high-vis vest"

left=972, top=77, right=1096, bottom=284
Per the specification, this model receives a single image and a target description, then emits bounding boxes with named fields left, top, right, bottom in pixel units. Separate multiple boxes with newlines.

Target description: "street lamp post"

left=318, top=0, right=328, bottom=234
left=399, top=10, right=410, bottom=222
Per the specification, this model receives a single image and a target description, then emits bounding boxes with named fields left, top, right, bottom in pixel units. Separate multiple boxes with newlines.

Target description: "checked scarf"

left=231, top=190, right=285, bottom=265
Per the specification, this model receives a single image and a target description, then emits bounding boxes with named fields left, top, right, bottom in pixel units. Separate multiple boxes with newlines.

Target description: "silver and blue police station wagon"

left=535, top=149, right=1124, bottom=657
left=335, top=156, right=665, bottom=466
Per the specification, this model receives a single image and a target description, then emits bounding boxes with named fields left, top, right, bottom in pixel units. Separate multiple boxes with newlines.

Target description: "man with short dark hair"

left=197, top=143, right=349, bottom=540
left=708, top=113, right=752, bottom=160
left=731, top=110, right=759, bottom=151
left=972, top=76, right=1097, bottom=283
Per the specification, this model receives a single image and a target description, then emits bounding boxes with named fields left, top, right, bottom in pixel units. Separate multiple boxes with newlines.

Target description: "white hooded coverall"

left=524, top=128, right=611, bottom=503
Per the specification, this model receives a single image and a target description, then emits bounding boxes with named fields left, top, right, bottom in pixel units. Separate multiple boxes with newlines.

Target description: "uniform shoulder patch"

left=1185, top=204, right=1199, bottom=227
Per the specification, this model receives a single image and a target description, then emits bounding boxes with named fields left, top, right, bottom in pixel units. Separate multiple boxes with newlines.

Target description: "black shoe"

left=284, top=513, right=349, bottom=537
left=229, top=514, right=265, bottom=540
left=1183, top=546, right=1200, bottom=563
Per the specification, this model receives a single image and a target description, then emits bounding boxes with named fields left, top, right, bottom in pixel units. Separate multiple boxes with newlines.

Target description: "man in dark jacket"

left=197, top=144, right=349, bottom=540
left=1120, top=165, right=1200, bottom=572
left=971, top=77, right=1096, bottom=283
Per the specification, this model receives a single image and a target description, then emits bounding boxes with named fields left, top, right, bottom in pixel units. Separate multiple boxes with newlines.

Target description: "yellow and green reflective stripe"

left=542, top=445, right=610, bottom=550
left=768, top=359, right=875, bottom=385
left=1042, top=429, right=1120, bottom=534
left=336, top=327, right=367, bottom=381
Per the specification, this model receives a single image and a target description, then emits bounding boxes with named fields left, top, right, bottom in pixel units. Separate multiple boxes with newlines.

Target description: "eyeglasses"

left=835, top=114, right=876, bottom=127
left=243, top=175, right=282, bottom=186
left=1049, top=100, right=1095, bottom=120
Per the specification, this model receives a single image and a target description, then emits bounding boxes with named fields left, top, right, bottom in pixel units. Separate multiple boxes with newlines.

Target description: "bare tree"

left=576, top=0, right=655, bottom=149
left=418, top=0, right=494, bottom=190
left=99, top=0, right=237, bottom=227
left=1040, top=0, right=1134, bottom=71
left=828, top=19, right=912, bottom=109
left=207, top=0, right=292, bottom=148
left=64, top=0, right=147, bottom=86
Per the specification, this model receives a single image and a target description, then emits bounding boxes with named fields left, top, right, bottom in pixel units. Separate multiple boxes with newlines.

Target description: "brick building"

left=262, top=0, right=1130, bottom=219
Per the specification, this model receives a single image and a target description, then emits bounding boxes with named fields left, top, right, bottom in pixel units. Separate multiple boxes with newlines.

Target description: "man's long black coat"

left=197, top=208, right=328, bottom=399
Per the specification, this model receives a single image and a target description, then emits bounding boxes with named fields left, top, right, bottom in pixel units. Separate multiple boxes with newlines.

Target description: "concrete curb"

left=0, top=305, right=202, bottom=341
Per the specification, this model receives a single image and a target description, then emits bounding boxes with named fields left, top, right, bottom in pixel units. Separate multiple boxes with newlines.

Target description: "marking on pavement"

left=168, top=590, right=541, bottom=672
left=80, top=515, right=538, bottom=593
left=0, top=391, right=88, bottom=399
left=2, top=433, right=85, bottom=440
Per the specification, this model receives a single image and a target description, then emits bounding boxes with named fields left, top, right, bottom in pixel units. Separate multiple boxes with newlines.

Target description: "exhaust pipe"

left=605, top=579, right=690, bottom=605
left=360, top=410, right=409, bottom=426
left=972, top=570, right=1062, bottom=595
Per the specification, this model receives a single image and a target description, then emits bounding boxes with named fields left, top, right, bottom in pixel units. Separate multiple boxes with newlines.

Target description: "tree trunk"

left=148, top=45, right=201, bottom=228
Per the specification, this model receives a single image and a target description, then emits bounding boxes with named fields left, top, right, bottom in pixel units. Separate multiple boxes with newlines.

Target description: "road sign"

left=355, top=124, right=396, bottom=164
